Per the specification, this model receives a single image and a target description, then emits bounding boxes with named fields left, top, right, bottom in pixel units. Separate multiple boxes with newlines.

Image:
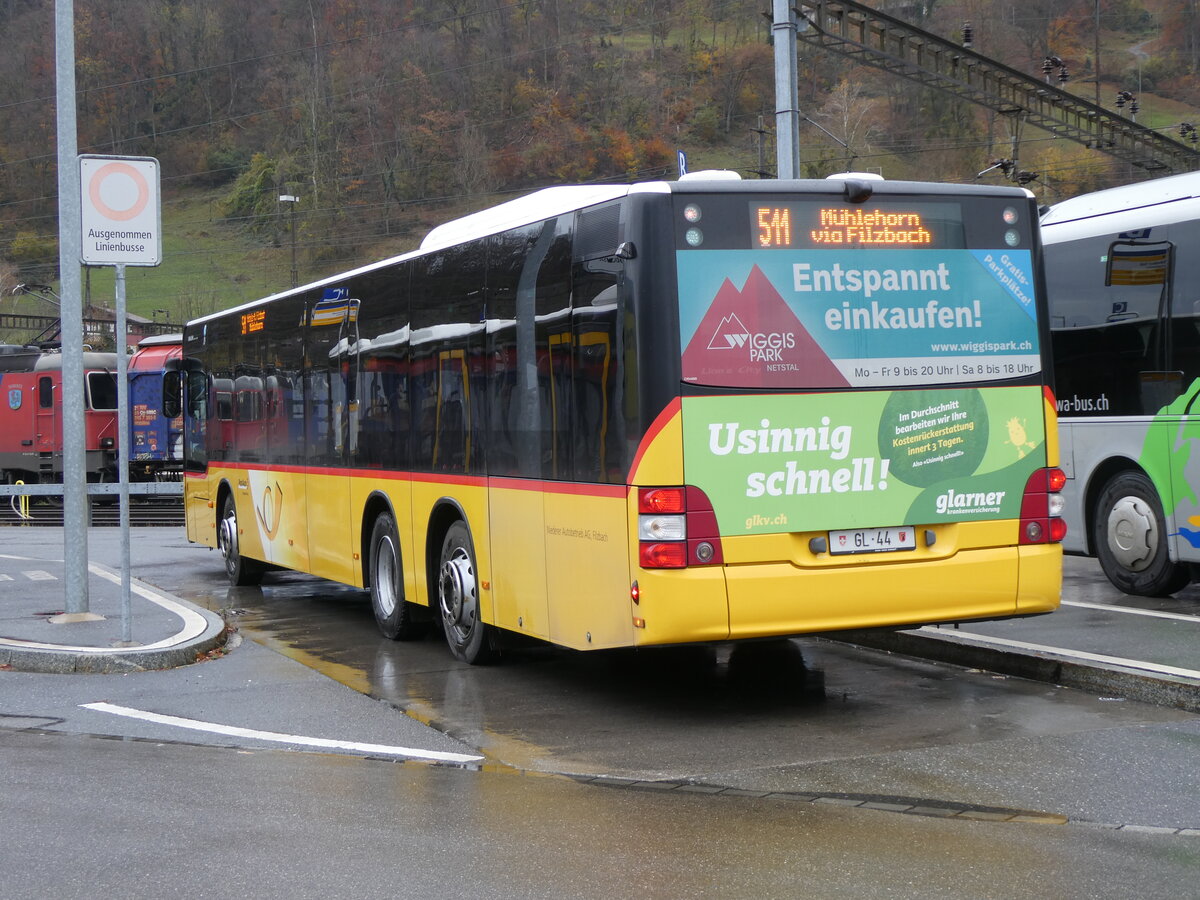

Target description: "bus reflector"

left=1019, top=467, right=1067, bottom=545
left=637, top=485, right=724, bottom=569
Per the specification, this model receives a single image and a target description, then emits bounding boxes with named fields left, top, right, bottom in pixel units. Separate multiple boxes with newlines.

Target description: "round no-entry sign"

left=79, top=155, right=161, bottom=266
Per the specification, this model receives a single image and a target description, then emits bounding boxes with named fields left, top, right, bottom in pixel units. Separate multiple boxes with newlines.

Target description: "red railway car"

left=0, top=345, right=120, bottom=483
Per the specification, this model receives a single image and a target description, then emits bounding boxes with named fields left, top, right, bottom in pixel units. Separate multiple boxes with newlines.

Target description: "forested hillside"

left=0, top=0, right=1197, bottom=323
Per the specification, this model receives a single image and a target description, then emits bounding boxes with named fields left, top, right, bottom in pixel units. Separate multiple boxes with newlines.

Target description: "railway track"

left=0, top=496, right=184, bottom=527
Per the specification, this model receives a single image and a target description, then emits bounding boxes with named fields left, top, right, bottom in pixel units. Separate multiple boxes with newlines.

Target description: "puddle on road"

left=205, top=574, right=834, bottom=776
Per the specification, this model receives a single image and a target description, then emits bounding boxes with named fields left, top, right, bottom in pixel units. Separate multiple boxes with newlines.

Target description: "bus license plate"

left=829, top=526, right=916, bottom=555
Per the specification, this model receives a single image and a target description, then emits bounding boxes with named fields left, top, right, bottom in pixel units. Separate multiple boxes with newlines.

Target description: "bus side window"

left=569, top=200, right=627, bottom=483
left=350, top=267, right=409, bottom=471
left=535, top=222, right=574, bottom=480
left=1168, top=223, right=1200, bottom=394
left=266, top=294, right=309, bottom=467
left=572, top=258, right=622, bottom=483
left=412, top=242, right=484, bottom=475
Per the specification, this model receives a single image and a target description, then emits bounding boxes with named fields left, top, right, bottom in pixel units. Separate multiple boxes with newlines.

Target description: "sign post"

left=54, top=0, right=91, bottom=621
left=79, top=154, right=161, bottom=642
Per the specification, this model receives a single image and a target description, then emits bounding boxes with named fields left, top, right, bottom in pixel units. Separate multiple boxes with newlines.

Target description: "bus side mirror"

left=163, top=370, right=182, bottom=419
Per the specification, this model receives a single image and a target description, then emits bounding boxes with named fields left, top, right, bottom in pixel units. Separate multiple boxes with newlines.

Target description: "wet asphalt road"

left=70, top=529, right=1200, bottom=831
left=3, top=529, right=1199, bottom=897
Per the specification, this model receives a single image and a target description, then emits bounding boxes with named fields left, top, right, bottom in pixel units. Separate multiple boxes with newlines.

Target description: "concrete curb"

left=832, top=628, right=1200, bottom=714
left=0, top=567, right=229, bottom=675
left=0, top=622, right=228, bottom=673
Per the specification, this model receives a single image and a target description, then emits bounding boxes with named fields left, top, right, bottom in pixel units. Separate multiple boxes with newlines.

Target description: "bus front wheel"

left=437, top=521, right=494, bottom=665
left=219, top=493, right=265, bottom=587
left=369, top=512, right=425, bottom=640
left=1093, top=471, right=1190, bottom=597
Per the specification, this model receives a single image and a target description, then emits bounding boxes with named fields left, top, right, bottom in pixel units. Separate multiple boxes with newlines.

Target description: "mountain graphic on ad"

left=682, top=264, right=848, bottom=388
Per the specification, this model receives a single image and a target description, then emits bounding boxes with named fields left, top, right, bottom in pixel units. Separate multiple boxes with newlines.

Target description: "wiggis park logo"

left=705, top=313, right=797, bottom=361
left=682, top=266, right=848, bottom=388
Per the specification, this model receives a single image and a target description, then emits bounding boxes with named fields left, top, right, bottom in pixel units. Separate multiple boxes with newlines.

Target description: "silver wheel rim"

left=1106, top=495, right=1158, bottom=571
left=439, top=545, right=477, bottom=643
left=374, top=535, right=398, bottom=617
left=219, top=504, right=238, bottom=568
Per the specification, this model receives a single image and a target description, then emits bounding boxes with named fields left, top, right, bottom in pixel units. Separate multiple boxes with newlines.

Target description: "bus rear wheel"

left=1093, top=471, right=1190, bottom=597
left=219, top=493, right=264, bottom=587
left=437, top=521, right=494, bottom=665
left=369, top=512, right=425, bottom=640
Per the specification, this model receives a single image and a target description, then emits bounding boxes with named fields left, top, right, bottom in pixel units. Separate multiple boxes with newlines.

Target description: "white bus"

left=1042, top=170, right=1200, bottom=595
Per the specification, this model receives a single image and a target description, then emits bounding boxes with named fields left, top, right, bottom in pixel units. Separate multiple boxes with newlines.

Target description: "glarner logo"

left=707, top=314, right=751, bottom=350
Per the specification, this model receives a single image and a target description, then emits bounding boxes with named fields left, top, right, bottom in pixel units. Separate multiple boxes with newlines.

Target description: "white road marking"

left=0, top=560, right=211, bottom=653
left=22, top=570, right=56, bottom=581
left=1062, top=599, right=1200, bottom=624
left=82, top=701, right=484, bottom=764
left=918, top=627, right=1200, bottom=681
left=84, top=562, right=212, bottom=650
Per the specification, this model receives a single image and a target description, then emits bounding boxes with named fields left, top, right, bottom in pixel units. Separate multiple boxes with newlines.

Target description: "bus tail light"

left=638, top=486, right=724, bottom=569
left=1019, top=467, right=1067, bottom=544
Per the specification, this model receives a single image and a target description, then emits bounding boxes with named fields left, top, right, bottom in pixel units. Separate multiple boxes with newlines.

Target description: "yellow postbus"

left=182, top=173, right=1064, bottom=664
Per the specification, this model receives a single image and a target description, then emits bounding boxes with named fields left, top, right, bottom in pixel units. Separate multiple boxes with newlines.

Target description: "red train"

left=0, top=335, right=183, bottom=484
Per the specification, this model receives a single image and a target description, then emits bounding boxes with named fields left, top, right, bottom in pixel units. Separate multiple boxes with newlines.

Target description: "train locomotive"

left=0, top=334, right=182, bottom=484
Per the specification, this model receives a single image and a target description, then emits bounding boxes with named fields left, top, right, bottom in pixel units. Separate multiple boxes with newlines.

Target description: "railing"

left=0, top=481, right=184, bottom=526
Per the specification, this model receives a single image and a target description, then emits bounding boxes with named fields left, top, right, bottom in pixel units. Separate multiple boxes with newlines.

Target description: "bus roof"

left=188, top=176, right=1035, bottom=328
left=1040, top=171, right=1200, bottom=230
left=420, top=185, right=642, bottom=252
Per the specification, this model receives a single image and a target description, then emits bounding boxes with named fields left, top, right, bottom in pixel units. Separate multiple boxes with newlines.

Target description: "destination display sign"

left=751, top=202, right=960, bottom=249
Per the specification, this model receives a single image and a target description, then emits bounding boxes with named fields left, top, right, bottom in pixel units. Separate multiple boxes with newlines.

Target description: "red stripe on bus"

left=488, top=476, right=626, bottom=498
left=626, top=397, right=681, bottom=482
left=193, top=463, right=625, bottom=498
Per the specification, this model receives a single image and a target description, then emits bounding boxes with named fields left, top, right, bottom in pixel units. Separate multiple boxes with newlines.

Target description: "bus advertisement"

left=182, top=174, right=1064, bottom=663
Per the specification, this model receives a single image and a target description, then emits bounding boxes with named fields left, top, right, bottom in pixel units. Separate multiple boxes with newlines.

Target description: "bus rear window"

left=675, top=194, right=1041, bottom=390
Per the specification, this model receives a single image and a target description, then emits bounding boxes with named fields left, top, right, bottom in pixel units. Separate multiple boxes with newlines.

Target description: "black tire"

left=218, top=493, right=265, bottom=587
left=368, top=512, right=426, bottom=640
left=436, top=521, right=494, bottom=664
left=1093, top=471, right=1190, bottom=597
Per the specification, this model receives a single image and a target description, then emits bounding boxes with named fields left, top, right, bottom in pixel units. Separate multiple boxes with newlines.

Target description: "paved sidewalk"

left=0, top=547, right=226, bottom=673
left=835, top=556, right=1200, bottom=714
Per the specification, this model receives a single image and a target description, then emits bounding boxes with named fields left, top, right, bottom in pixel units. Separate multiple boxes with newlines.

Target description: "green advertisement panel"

left=681, top=386, right=1046, bottom=536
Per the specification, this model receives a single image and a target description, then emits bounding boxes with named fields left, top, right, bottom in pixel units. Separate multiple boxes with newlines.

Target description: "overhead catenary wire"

left=0, top=0, right=1189, bottom=281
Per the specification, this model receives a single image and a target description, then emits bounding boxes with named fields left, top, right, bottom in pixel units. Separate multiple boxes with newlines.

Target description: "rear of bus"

left=627, top=176, right=1063, bottom=645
